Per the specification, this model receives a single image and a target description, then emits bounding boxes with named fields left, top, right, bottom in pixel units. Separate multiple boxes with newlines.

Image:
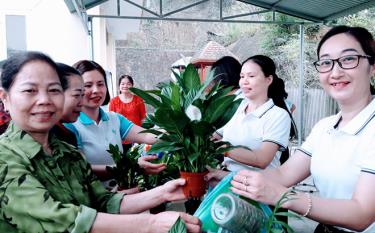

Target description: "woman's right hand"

left=151, top=211, right=201, bottom=233
left=138, top=156, right=166, bottom=174
left=204, top=166, right=229, bottom=188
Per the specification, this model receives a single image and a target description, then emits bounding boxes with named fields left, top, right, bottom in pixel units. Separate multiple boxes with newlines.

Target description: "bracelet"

left=302, top=193, right=312, bottom=217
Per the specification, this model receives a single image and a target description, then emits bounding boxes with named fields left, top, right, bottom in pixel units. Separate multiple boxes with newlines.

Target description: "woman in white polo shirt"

left=65, top=60, right=165, bottom=189
left=206, top=55, right=296, bottom=184
left=231, top=26, right=375, bottom=233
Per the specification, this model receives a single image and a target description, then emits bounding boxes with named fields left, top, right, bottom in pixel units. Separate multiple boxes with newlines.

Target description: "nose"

left=92, top=84, right=100, bottom=93
left=37, top=91, right=52, bottom=105
left=329, top=61, right=344, bottom=79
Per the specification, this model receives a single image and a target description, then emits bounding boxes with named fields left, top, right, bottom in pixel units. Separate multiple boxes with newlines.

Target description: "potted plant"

left=106, top=144, right=144, bottom=190
left=130, top=64, right=242, bottom=198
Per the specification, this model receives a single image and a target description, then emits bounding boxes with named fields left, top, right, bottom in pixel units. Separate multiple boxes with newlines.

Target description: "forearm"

left=227, top=148, right=269, bottom=169
left=91, top=165, right=113, bottom=180
left=285, top=194, right=373, bottom=231
left=119, top=186, right=164, bottom=214
left=91, top=213, right=150, bottom=233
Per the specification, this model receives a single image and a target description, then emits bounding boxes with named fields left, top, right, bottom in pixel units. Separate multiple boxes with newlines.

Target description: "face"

left=0, top=61, right=64, bottom=134
left=119, top=77, right=133, bottom=94
left=81, top=70, right=107, bottom=108
left=61, top=74, right=84, bottom=123
left=318, top=33, right=375, bottom=104
left=239, top=61, right=272, bottom=100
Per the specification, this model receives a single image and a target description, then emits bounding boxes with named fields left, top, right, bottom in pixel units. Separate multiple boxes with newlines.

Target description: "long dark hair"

left=211, top=56, right=241, bottom=90
left=242, top=55, right=297, bottom=140
left=242, top=55, right=297, bottom=164
left=73, top=60, right=111, bottom=105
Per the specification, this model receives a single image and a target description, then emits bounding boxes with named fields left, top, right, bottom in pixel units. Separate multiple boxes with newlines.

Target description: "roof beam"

left=88, top=13, right=316, bottom=25
left=71, top=0, right=90, bottom=34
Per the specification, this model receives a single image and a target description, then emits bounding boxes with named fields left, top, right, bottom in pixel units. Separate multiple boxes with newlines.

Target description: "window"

left=6, top=15, right=26, bottom=57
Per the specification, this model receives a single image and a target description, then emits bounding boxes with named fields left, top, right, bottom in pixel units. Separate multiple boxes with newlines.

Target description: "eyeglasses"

left=313, top=54, right=372, bottom=73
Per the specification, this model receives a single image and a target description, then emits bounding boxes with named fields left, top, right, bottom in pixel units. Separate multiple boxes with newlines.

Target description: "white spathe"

left=185, top=104, right=202, bottom=121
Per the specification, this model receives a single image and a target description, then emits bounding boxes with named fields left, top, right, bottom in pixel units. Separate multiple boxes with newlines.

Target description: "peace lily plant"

left=130, top=64, right=242, bottom=173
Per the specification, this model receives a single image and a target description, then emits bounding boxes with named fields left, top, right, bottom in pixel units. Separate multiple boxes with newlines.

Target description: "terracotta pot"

left=180, top=171, right=208, bottom=198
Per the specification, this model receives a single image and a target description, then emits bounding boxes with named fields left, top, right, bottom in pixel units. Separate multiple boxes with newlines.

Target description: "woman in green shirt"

left=0, top=51, right=201, bottom=233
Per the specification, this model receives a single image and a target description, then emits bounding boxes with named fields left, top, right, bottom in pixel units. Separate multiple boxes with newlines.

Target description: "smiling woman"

left=231, top=26, right=375, bottom=233
left=0, top=51, right=201, bottom=233
left=64, top=60, right=165, bottom=189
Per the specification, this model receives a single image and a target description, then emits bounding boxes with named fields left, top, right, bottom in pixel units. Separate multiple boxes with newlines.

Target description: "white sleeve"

left=263, top=110, right=291, bottom=150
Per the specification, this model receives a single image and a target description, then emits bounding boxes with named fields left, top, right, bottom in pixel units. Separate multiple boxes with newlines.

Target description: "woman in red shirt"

left=109, top=75, right=146, bottom=153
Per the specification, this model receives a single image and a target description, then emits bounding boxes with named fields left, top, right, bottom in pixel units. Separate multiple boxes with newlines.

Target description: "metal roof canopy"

left=65, top=0, right=375, bottom=30
left=64, top=0, right=375, bottom=144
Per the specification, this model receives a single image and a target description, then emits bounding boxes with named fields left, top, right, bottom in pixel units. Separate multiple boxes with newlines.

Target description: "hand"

left=138, top=156, right=166, bottom=174
left=159, top=178, right=187, bottom=202
left=230, top=170, right=288, bottom=205
left=150, top=211, right=201, bottom=233
left=204, top=166, right=229, bottom=188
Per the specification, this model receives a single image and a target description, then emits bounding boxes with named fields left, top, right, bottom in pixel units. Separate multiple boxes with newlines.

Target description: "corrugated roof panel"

left=237, top=0, right=375, bottom=22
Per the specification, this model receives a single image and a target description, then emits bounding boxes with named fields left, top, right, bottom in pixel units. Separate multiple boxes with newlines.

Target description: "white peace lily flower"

left=185, top=104, right=202, bottom=121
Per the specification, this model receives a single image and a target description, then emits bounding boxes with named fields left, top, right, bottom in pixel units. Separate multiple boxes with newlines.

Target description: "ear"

left=0, top=88, right=9, bottom=111
left=266, top=75, right=273, bottom=86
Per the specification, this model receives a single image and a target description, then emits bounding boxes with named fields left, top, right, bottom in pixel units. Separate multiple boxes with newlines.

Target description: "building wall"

left=0, top=0, right=90, bottom=64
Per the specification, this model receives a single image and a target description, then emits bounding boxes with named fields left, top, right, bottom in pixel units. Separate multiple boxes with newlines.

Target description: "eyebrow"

left=320, top=48, right=360, bottom=58
left=20, top=81, right=61, bottom=86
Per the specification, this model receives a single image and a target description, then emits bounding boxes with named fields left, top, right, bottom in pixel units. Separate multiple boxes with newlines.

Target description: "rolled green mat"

left=211, top=193, right=267, bottom=233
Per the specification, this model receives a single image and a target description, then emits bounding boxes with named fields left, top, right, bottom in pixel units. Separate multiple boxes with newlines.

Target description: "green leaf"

left=191, top=121, right=212, bottom=137
left=172, top=69, right=185, bottom=91
left=154, top=108, right=189, bottom=133
left=130, top=87, right=161, bottom=108
left=213, top=98, right=242, bottom=129
left=168, top=217, right=186, bottom=233
left=148, top=141, right=183, bottom=154
left=204, top=95, right=237, bottom=123
left=182, top=64, right=200, bottom=92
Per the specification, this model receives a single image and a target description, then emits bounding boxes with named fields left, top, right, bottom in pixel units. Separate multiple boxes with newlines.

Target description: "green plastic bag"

left=194, top=172, right=274, bottom=233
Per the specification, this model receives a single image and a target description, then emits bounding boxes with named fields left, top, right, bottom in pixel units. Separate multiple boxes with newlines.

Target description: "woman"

left=208, top=56, right=242, bottom=94
left=65, top=60, right=165, bottom=185
left=109, top=75, right=146, bottom=154
left=231, top=26, right=375, bottom=233
left=0, top=51, right=201, bottom=233
left=51, top=62, right=84, bottom=147
left=206, top=55, right=295, bottom=185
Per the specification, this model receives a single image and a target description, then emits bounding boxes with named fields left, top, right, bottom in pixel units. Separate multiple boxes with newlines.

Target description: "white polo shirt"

left=218, top=98, right=291, bottom=172
left=65, top=108, right=133, bottom=166
left=299, top=98, right=375, bottom=232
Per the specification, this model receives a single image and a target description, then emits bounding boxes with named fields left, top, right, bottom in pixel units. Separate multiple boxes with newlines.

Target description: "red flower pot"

left=180, top=171, right=208, bottom=198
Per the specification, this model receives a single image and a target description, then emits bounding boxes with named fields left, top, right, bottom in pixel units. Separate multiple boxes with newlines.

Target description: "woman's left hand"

left=231, top=170, right=288, bottom=206
left=138, top=156, right=167, bottom=174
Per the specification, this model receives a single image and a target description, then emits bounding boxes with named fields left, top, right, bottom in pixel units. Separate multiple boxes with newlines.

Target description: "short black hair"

left=56, top=62, right=81, bottom=91
left=119, top=74, right=134, bottom=86
left=73, top=60, right=111, bottom=105
left=1, top=51, right=66, bottom=91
